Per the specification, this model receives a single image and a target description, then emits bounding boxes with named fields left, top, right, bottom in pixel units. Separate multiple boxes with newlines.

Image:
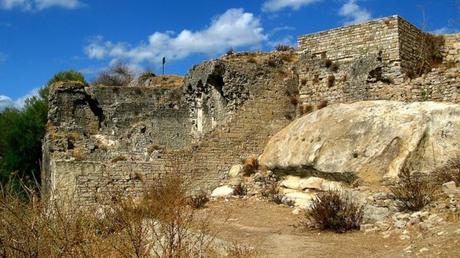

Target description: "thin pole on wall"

left=162, top=57, right=166, bottom=75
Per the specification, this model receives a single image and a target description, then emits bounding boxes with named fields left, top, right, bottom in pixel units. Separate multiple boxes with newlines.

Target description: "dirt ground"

left=196, top=198, right=460, bottom=258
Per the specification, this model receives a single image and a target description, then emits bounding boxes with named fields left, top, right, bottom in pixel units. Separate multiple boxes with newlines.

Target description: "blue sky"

left=0, top=0, right=459, bottom=108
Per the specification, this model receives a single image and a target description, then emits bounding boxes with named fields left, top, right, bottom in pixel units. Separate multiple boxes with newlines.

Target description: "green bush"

left=0, top=87, right=48, bottom=191
left=47, top=70, right=86, bottom=86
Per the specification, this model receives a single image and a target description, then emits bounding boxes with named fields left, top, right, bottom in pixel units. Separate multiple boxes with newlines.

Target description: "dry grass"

left=301, top=191, right=363, bottom=233
left=390, top=168, right=435, bottom=212
left=224, top=242, right=260, bottom=258
left=0, top=173, right=218, bottom=257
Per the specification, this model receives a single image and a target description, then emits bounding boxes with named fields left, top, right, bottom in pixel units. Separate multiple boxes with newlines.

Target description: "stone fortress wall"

left=43, top=16, right=460, bottom=205
left=297, top=15, right=460, bottom=108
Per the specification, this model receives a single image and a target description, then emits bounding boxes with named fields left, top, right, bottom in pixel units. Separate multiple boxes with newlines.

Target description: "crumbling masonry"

left=42, top=16, right=460, bottom=205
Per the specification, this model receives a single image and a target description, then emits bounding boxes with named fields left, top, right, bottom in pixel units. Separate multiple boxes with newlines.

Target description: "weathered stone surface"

left=283, top=191, right=316, bottom=208
left=279, top=176, right=342, bottom=191
left=228, top=165, right=243, bottom=178
left=260, top=101, right=460, bottom=182
left=363, top=205, right=390, bottom=224
left=211, top=185, right=234, bottom=197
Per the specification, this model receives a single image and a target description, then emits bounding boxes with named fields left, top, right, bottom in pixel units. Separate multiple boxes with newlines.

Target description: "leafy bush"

left=47, top=70, right=87, bottom=86
left=93, top=63, right=134, bottom=86
left=302, top=191, right=363, bottom=233
left=0, top=87, right=48, bottom=192
left=390, top=168, right=435, bottom=211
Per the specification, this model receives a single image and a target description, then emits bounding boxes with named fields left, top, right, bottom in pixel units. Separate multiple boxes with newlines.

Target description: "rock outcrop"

left=260, top=101, right=460, bottom=184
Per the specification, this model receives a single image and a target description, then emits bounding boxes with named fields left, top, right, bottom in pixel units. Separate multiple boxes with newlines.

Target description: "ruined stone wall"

left=298, top=16, right=401, bottom=77
left=297, top=16, right=460, bottom=108
left=42, top=82, right=192, bottom=202
left=44, top=53, right=299, bottom=205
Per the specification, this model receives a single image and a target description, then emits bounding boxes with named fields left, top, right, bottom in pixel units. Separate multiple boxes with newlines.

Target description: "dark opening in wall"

left=207, top=73, right=225, bottom=97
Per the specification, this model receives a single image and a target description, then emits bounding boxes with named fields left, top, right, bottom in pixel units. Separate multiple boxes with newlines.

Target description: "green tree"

left=0, top=71, right=86, bottom=192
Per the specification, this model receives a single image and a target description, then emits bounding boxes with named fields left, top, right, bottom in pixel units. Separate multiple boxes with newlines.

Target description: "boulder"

left=228, top=165, right=243, bottom=178
left=260, top=101, right=460, bottom=183
left=211, top=185, right=234, bottom=197
left=283, top=191, right=316, bottom=208
left=362, top=205, right=390, bottom=223
left=280, top=176, right=342, bottom=191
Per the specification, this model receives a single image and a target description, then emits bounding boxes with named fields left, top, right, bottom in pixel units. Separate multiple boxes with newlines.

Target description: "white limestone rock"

left=260, top=101, right=460, bottom=183
left=211, top=185, right=234, bottom=198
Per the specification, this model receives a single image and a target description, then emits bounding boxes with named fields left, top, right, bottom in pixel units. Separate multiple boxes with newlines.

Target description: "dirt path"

left=197, top=198, right=460, bottom=258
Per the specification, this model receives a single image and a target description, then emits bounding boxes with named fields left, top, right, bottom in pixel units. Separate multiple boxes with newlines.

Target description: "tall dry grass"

left=0, top=173, right=216, bottom=258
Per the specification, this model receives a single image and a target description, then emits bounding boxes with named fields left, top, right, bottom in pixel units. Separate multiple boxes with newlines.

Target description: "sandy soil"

left=196, top=198, right=460, bottom=258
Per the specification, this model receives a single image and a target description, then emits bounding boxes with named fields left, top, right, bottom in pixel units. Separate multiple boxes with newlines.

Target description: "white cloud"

left=84, top=8, right=267, bottom=67
left=431, top=27, right=460, bottom=35
left=0, top=0, right=82, bottom=11
left=339, top=0, right=372, bottom=25
left=262, top=0, right=321, bottom=12
left=0, top=88, right=40, bottom=110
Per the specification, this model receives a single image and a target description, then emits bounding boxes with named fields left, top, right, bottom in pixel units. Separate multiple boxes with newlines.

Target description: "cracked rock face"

left=259, top=101, right=460, bottom=184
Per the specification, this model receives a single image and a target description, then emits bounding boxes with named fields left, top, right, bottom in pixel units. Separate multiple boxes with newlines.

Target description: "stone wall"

left=297, top=16, right=460, bottom=108
left=44, top=16, right=460, bottom=206
left=43, top=52, right=299, bottom=205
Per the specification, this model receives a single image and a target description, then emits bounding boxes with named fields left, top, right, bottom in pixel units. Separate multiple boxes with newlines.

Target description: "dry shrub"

left=186, top=191, right=209, bottom=209
left=300, top=78, right=307, bottom=85
left=289, top=95, right=299, bottom=105
left=242, top=156, right=259, bottom=176
left=247, top=57, right=257, bottom=64
left=0, top=172, right=216, bottom=257
left=329, top=62, right=339, bottom=73
left=0, top=188, right=109, bottom=257
left=327, top=75, right=335, bottom=87
left=299, top=104, right=313, bottom=115
left=302, top=191, right=363, bottom=233
left=274, top=44, right=294, bottom=52
left=225, top=242, right=260, bottom=258
left=93, top=63, right=134, bottom=86
left=226, top=48, right=235, bottom=56
left=233, top=184, right=247, bottom=197
left=390, top=168, right=435, bottom=212
left=412, top=33, right=445, bottom=77
left=434, top=159, right=460, bottom=185
left=324, top=59, right=333, bottom=68
left=316, top=100, right=328, bottom=110
left=261, top=181, right=282, bottom=204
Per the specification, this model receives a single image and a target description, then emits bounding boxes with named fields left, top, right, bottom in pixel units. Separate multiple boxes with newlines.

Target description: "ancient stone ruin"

left=42, top=15, right=460, bottom=205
